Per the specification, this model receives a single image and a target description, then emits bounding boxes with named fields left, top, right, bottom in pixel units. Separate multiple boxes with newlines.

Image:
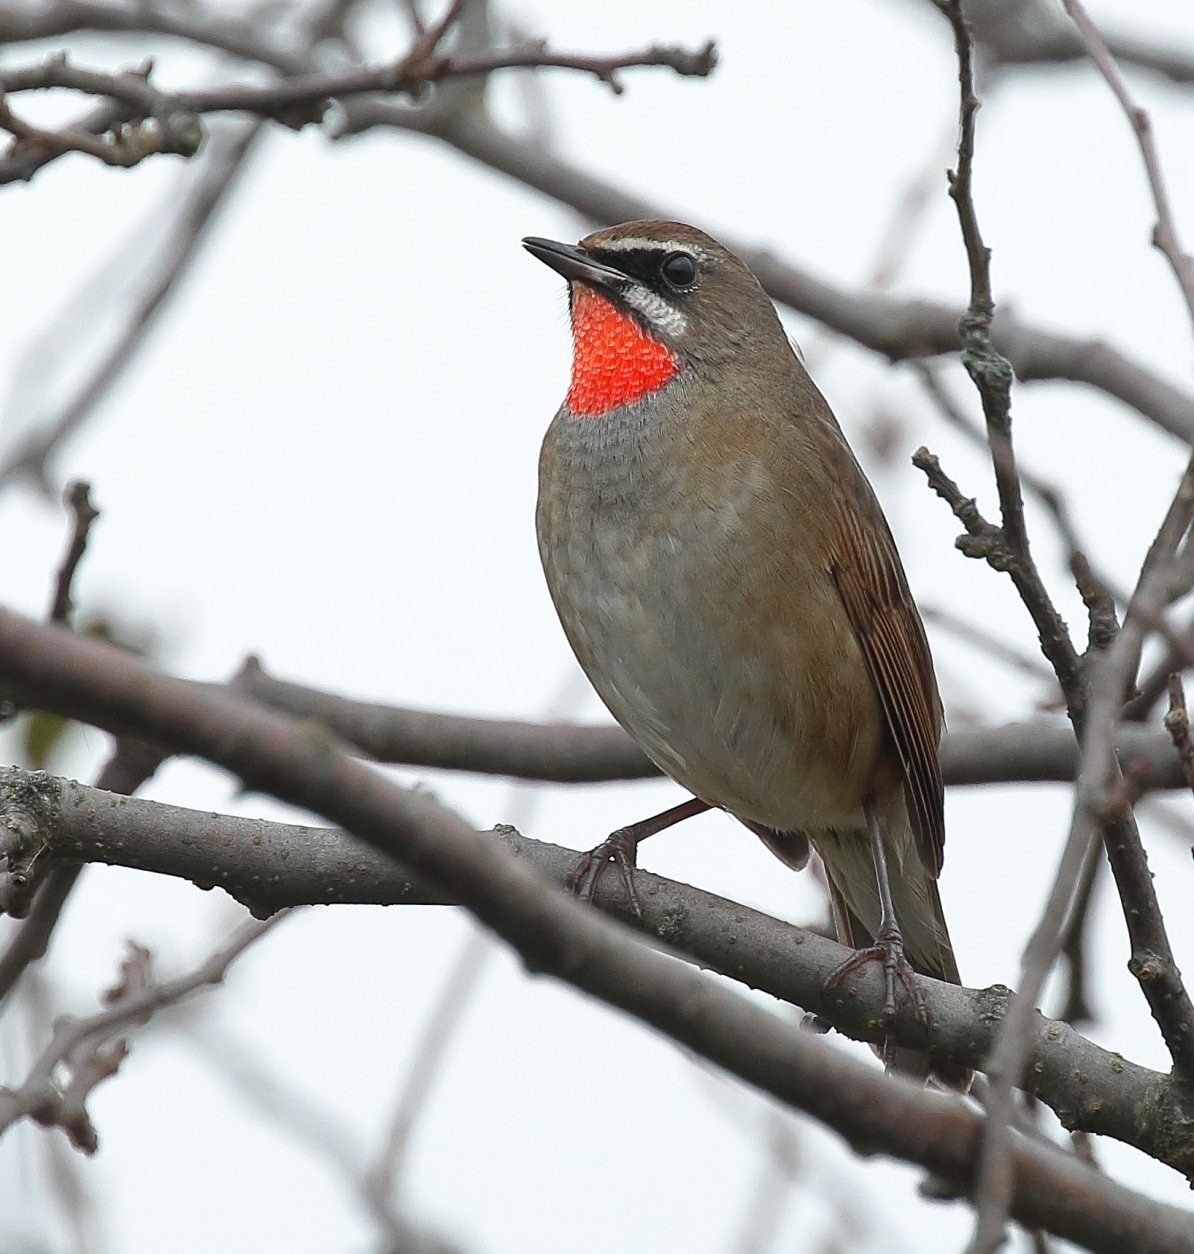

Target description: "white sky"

left=2, top=2, right=1194, bottom=1251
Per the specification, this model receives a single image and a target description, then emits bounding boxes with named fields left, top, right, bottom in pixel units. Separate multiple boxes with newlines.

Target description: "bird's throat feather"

left=567, top=286, right=678, bottom=417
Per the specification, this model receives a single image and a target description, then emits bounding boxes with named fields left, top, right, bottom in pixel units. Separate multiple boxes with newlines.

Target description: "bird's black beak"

left=522, top=237, right=628, bottom=289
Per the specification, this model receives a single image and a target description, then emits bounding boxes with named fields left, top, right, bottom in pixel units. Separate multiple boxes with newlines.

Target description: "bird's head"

left=523, top=219, right=785, bottom=419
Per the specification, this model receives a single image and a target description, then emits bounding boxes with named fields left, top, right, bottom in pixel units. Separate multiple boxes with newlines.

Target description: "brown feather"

left=828, top=495, right=945, bottom=876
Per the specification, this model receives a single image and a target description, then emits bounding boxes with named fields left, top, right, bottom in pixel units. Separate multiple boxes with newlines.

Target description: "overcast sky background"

left=2, top=1, right=1194, bottom=1250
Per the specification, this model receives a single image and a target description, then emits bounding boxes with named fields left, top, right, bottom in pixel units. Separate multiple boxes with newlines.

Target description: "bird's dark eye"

left=660, top=251, right=698, bottom=289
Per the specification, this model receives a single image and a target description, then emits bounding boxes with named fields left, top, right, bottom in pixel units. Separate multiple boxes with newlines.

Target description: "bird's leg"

left=825, top=801, right=928, bottom=1024
left=569, top=796, right=711, bottom=919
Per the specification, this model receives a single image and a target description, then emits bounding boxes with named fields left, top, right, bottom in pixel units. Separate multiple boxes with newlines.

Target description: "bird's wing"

left=828, top=488, right=945, bottom=876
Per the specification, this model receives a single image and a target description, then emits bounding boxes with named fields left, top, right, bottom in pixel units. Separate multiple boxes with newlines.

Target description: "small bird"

left=524, top=220, right=966, bottom=1087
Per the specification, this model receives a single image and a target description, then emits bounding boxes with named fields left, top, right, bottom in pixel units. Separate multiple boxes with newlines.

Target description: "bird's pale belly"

left=540, top=511, right=885, bottom=831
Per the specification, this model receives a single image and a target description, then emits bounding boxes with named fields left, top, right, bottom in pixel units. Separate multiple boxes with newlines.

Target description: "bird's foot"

left=568, top=826, right=642, bottom=919
left=824, top=928, right=927, bottom=1025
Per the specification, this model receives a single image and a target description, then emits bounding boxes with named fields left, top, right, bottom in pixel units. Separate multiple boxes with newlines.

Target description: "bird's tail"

left=815, top=817, right=971, bottom=1092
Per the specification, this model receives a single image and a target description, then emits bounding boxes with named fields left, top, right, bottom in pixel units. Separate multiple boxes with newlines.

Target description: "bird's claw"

left=568, top=827, right=643, bottom=919
left=824, top=929, right=928, bottom=1026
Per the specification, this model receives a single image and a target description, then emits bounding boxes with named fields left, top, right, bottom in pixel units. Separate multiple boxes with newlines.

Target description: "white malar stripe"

left=594, top=238, right=709, bottom=262
left=622, top=285, right=688, bottom=338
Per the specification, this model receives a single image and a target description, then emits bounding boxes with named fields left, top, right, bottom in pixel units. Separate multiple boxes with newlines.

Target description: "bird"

left=524, top=219, right=967, bottom=1088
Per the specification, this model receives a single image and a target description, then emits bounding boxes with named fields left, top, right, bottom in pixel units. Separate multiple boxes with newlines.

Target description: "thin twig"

left=0, top=36, right=717, bottom=141
left=0, top=121, right=262, bottom=494
left=0, top=915, right=285, bottom=1147
left=188, top=1026, right=460, bottom=1251
left=367, top=929, right=488, bottom=1206
left=928, top=5, right=1115, bottom=1249
left=1063, top=0, right=1194, bottom=334
left=969, top=815, right=1101, bottom=1254
left=1057, top=839, right=1102, bottom=1027
left=47, top=481, right=99, bottom=626
left=404, top=0, right=465, bottom=64
left=915, top=362, right=1093, bottom=574
left=933, top=0, right=1084, bottom=714
left=1163, top=674, right=1194, bottom=798
left=1124, top=607, right=1194, bottom=721
left=970, top=453, right=1194, bottom=1252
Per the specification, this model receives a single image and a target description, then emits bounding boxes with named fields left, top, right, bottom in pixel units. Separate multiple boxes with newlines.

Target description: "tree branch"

left=2, top=0, right=1189, bottom=443
left=0, top=915, right=283, bottom=1148
left=233, top=658, right=1194, bottom=791
left=4, top=761, right=1194, bottom=1185
left=1063, top=0, right=1194, bottom=332
left=422, top=110, right=1194, bottom=445
left=0, top=37, right=716, bottom=150
left=1163, top=674, right=1194, bottom=799
left=47, top=481, right=98, bottom=626
left=0, top=122, right=263, bottom=493
left=0, top=613, right=1192, bottom=1250
left=0, top=736, right=166, bottom=1002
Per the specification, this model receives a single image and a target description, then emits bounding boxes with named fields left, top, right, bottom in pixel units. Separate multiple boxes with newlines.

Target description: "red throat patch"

left=566, top=285, right=679, bottom=417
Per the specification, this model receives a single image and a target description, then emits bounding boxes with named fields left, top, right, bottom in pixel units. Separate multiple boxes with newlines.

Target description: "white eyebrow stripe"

left=621, top=285, right=688, bottom=337
left=592, top=238, right=708, bottom=262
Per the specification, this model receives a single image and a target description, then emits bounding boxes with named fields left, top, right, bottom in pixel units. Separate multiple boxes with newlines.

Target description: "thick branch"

left=0, top=735, right=166, bottom=1002
left=4, top=763, right=1194, bottom=1183
left=0, top=615, right=1192, bottom=1251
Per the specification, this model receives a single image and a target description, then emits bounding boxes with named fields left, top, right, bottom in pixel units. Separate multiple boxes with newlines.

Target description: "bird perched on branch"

left=525, top=219, right=967, bottom=1088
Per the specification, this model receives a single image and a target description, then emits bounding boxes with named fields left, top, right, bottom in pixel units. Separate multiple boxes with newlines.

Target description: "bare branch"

left=0, top=36, right=716, bottom=140
left=1163, top=674, right=1194, bottom=798
left=912, top=445, right=1084, bottom=708
left=233, top=656, right=657, bottom=781
left=1124, top=607, right=1194, bottom=721
left=2, top=0, right=1188, bottom=442
left=189, top=1025, right=463, bottom=1252
left=1, top=616, right=1194, bottom=1249
left=0, top=66, right=201, bottom=169
left=915, top=363, right=1092, bottom=573
left=6, top=762, right=1194, bottom=1183
left=1063, top=0, right=1194, bottom=334
left=0, top=915, right=284, bottom=1148
left=971, top=450, right=1194, bottom=1251
left=0, top=122, right=262, bottom=493
left=928, top=8, right=1194, bottom=1230
left=47, top=481, right=98, bottom=626
left=1057, top=840, right=1102, bottom=1027
left=0, top=737, right=166, bottom=1004
left=235, top=658, right=1194, bottom=792
left=962, top=0, right=1194, bottom=87
left=935, top=2, right=1084, bottom=722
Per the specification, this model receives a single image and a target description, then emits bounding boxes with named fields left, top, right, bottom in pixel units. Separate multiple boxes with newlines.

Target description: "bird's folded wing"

left=828, top=501, right=945, bottom=876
